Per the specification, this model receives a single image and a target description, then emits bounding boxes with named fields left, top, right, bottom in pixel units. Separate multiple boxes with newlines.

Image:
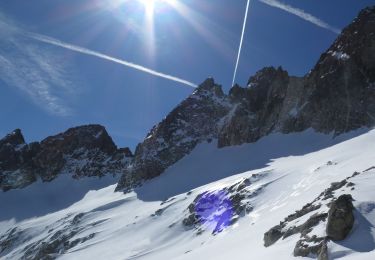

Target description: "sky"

left=0, top=0, right=374, bottom=150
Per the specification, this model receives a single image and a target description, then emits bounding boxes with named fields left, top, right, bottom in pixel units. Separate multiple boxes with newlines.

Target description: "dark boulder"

left=264, top=224, right=284, bottom=247
left=326, top=194, right=354, bottom=241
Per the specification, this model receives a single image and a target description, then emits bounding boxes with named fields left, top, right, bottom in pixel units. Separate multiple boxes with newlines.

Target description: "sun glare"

left=138, top=0, right=156, bottom=14
left=137, top=0, right=177, bottom=13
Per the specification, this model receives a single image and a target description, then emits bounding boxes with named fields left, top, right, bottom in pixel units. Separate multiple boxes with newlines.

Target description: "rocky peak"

left=115, top=78, right=230, bottom=191
left=192, top=77, right=224, bottom=98
left=218, top=66, right=293, bottom=147
left=0, top=129, right=25, bottom=147
left=40, top=124, right=117, bottom=156
left=228, top=84, right=245, bottom=99
left=221, top=6, right=375, bottom=147
left=247, top=66, right=288, bottom=88
left=1, top=125, right=132, bottom=191
left=312, top=5, right=375, bottom=82
left=247, top=66, right=289, bottom=112
left=297, top=5, right=375, bottom=135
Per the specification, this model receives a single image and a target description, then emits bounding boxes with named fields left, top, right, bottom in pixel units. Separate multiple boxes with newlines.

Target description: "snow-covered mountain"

left=1, top=129, right=375, bottom=259
left=1, top=5, right=375, bottom=260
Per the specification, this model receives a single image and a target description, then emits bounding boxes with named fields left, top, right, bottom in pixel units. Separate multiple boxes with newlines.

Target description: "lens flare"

left=195, top=190, right=233, bottom=233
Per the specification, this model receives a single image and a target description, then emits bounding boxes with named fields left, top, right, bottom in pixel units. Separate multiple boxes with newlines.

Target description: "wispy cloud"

left=0, top=12, right=197, bottom=117
left=0, top=15, right=74, bottom=116
left=29, top=33, right=197, bottom=88
left=258, top=0, right=340, bottom=34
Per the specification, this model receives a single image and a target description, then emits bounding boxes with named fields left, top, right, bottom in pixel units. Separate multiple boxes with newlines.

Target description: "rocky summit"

left=115, top=6, right=375, bottom=191
left=115, top=78, right=231, bottom=191
left=0, top=125, right=133, bottom=191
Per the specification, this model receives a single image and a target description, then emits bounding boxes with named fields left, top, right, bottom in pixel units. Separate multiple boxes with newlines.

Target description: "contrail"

left=232, top=0, right=251, bottom=87
left=258, top=0, right=340, bottom=34
left=28, top=33, right=197, bottom=88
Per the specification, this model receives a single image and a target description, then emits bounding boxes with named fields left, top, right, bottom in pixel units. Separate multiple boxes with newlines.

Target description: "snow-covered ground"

left=1, top=128, right=374, bottom=259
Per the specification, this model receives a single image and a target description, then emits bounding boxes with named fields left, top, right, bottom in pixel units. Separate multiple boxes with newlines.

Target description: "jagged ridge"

left=0, top=125, right=133, bottom=191
left=116, top=6, right=375, bottom=191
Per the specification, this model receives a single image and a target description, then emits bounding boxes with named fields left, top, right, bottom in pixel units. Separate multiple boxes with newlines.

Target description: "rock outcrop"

left=326, top=194, right=354, bottom=241
left=264, top=171, right=362, bottom=259
left=0, top=125, right=133, bottom=191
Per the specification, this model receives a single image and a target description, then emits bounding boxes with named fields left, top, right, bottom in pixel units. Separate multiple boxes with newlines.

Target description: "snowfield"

left=1, top=128, right=375, bottom=259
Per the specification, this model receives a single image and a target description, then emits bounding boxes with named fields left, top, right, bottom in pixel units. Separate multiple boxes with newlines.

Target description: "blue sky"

left=0, top=0, right=373, bottom=150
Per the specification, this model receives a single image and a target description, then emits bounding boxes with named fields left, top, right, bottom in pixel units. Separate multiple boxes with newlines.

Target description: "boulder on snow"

left=326, top=194, right=354, bottom=241
left=264, top=224, right=284, bottom=247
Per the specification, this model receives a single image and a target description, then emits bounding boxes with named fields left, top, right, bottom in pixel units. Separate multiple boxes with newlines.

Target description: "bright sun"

left=138, top=0, right=157, bottom=14
left=137, top=0, right=176, bottom=14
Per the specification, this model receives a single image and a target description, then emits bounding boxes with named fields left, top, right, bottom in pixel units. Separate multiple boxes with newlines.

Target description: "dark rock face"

left=0, top=129, right=40, bottom=191
left=295, top=6, right=375, bottom=135
left=0, top=125, right=133, bottom=191
left=116, top=78, right=230, bottom=191
left=219, top=67, right=302, bottom=147
left=220, top=6, right=375, bottom=147
left=116, top=6, right=375, bottom=191
left=326, top=194, right=354, bottom=241
left=264, top=225, right=283, bottom=247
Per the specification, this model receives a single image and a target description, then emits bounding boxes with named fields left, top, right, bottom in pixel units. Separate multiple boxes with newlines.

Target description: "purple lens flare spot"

left=195, top=190, right=233, bottom=233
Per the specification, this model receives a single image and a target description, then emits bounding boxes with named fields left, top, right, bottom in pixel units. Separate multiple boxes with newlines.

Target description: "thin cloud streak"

left=29, top=33, right=197, bottom=88
left=232, top=0, right=251, bottom=87
left=258, top=0, right=340, bottom=34
left=0, top=15, right=74, bottom=116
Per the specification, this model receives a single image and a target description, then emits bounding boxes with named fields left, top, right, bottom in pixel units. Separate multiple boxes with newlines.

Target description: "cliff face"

left=218, top=67, right=303, bottom=147
left=116, top=6, right=375, bottom=191
left=220, top=6, right=375, bottom=147
left=0, top=129, right=38, bottom=191
left=0, top=125, right=133, bottom=191
left=295, top=6, right=375, bottom=134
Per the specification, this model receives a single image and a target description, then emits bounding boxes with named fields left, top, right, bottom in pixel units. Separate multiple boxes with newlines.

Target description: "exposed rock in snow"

left=326, top=194, right=354, bottom=241
left=264, top=170, right=367, bottom=259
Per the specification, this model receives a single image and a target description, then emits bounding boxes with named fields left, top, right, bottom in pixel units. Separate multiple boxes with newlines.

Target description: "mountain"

left=1, top=126, right=374, bottom=259
left=0, top=125, right=133, bottom=191
left=1, top=5, right=375, bottom=260
left=116, top=5, right=375, bottom=191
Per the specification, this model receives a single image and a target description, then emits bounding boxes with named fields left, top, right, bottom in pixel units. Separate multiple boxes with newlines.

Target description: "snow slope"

left=1, top=128, right=374, bottom=259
